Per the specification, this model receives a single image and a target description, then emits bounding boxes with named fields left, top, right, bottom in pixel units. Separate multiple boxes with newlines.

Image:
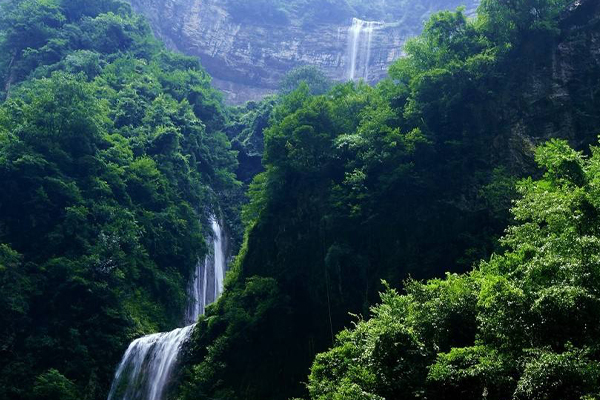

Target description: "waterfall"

left=106, top=326, right=195, bottom=400
left=185, top=217, right=226, bottom=324
left=107, top=215, right=227, bottom=400
left=346, top=18, right=383, bottom=82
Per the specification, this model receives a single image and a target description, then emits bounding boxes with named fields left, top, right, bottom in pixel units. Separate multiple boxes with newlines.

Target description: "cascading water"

left=106, top=326, right=195, bottom=400
left=107, top=215, right=227, bottom=400
left=185, top=217, right=225, bottom=324
left=347, top=18, right=383, bottom=81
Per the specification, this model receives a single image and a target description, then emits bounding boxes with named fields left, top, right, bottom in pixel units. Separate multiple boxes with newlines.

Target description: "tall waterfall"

left=185, top=217, right=225, bottom=324
left=347, top=18, right=383, bottom=81
left=107, top=215, right=227, bottom=400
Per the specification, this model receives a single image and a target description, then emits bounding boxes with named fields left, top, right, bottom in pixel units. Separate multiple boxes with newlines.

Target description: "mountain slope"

left=177, top=1, right=600, bottom=399
left=0, top=1, right=240, bottom=399
left=309, top=138, right=600, bottom=398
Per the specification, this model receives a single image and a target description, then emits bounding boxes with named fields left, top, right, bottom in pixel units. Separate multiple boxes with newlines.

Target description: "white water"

left=347, top=18, right=383, bottom=81
left=107, top=216, right=227, bottom=400
left=185, top=217, right=225, bottom=324
left=106, top=326, right=195, bottom=400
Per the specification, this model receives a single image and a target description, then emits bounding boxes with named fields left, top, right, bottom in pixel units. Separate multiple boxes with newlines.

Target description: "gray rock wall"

left=501, top=0, right=600, bottom=169
left=127, top=0, right=479, bottom=103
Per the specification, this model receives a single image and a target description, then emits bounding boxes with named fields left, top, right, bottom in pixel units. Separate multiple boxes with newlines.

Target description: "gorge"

left=2, top=1, right=600, bottom=400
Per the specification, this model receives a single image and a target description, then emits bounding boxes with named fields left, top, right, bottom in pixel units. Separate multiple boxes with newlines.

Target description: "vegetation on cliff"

left=1, top=0, right=600, bottom=400
left=308, top=138, right=600, bottom=399
left=178, top=0, right=600, bottom=399
left=0, top=0, right=240, bottom=399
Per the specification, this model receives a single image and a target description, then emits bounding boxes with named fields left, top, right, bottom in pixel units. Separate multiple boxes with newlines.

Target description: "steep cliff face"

left=497, top=0, right=600, bottom=171
left=127, top=0, right=479, bottom=103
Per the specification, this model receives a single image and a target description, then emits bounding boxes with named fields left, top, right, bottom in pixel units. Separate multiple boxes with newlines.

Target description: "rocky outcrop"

left=127, top=0, right=479, bottom=104
left=499, top=0, right=600, bottom=171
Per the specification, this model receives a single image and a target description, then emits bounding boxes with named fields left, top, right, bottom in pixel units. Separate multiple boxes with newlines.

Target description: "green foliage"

left=33, top=369, right=79, bottom=400
left=178, top=1, right=600, bottom=399
left=279, top=66, right=333, bottom=97
left=307, top=139, right=600, bottom=399
left=178, top=274, right=290, bottom=400
left=225, top=96, right=277, bottom=186
left=0, top=1, right=241, bottom=399
left=479, top=0, right=572, bottom=48
left=2, top=0, right=599, bottom=400
left=514, top=348, right=600, bottom=400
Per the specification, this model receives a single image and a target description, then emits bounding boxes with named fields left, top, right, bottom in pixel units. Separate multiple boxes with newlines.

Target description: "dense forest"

left=307, top=138, right=600, bottom=399
left=178, top=0, right=600, bottom=399
left=0, top=1, right=242, bottom=398
left=1, top=0, right=600, bottom=399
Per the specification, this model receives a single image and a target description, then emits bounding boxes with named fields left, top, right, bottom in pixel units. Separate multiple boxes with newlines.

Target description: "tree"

left=33, top=369, right=79, bottom=400
left=0, top=0, right=65, bottom=94
left=307, top=138, right=600, bottom=400
left=0, top=1, right=241, bottom=398
left=279, top=66, right=332, bottom=96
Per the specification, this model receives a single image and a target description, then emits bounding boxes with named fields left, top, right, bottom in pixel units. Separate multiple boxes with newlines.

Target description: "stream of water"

left=347, top=18, right=383, bottom=81
left=107, top=215, right=227, bottom=400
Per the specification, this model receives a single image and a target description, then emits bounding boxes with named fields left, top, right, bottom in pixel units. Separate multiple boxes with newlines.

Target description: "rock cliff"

left=126, top=0, right=479, bottom=103
left=497, top=0, right=600, bottom=171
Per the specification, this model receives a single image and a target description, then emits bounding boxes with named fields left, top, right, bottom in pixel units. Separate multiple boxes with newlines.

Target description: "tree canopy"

left=1, top=1, right=600, bottom=400
left=178, top=1, right=600, bottom=399
left=308, top=138, right=600, bottom=400
left=0, top=1, right=241, bottom=399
